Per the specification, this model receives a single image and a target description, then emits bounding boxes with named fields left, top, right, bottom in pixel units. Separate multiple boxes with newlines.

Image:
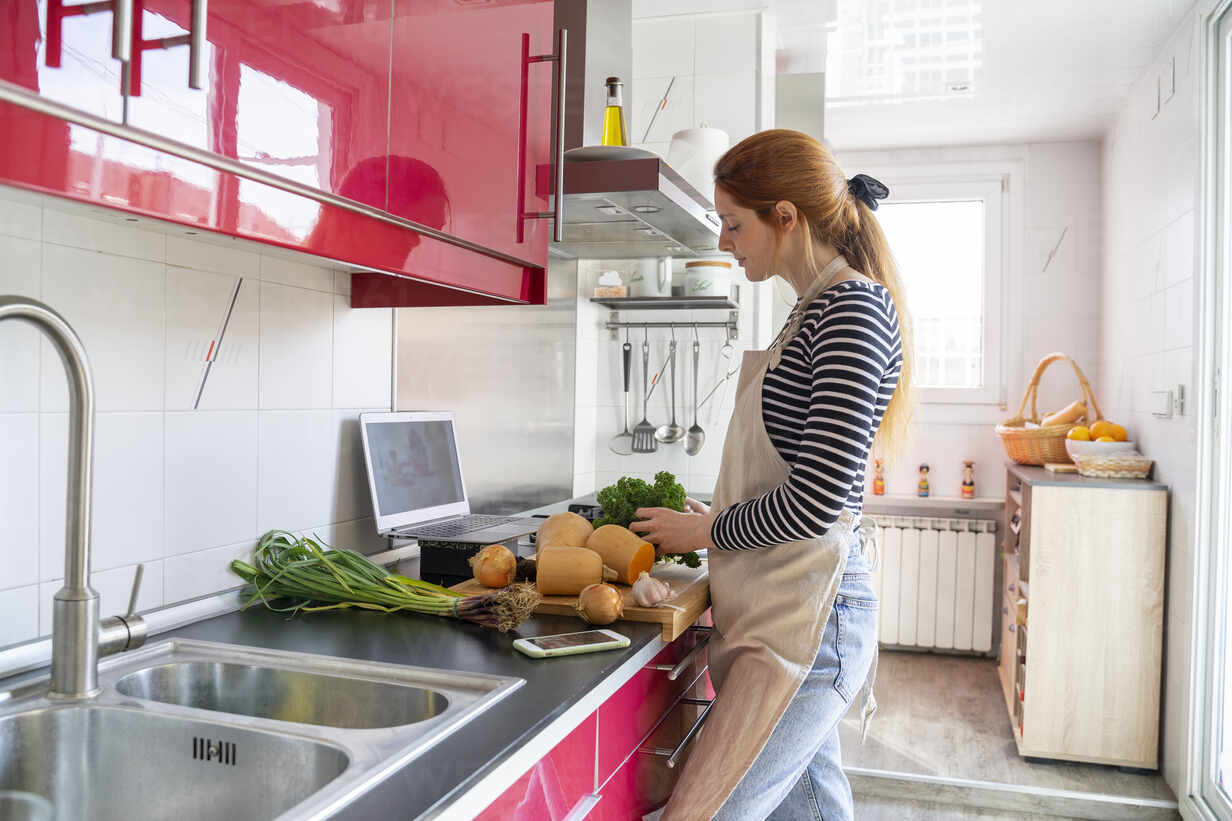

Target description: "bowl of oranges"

left=1064, top=420, right=1135, bottom=460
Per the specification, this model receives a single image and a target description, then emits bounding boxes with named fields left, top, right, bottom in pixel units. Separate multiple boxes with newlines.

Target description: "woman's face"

left=715, top=186, right=780, bottom=283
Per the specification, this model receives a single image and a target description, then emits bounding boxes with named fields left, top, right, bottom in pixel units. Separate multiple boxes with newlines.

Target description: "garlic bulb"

left=632, top=571, right=672, bottom=607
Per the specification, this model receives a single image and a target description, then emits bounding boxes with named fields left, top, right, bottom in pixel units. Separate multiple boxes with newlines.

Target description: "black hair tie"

left=847, top=173, right=889, bottom=211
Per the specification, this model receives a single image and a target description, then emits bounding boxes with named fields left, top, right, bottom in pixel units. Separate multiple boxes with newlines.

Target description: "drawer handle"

left=640, top=697, right=714, bottom=768
left=646, top=630, right=711, bottom=680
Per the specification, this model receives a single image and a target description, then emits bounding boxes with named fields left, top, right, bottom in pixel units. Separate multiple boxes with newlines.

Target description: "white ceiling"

left=633, top=0, right=1195, bottom=150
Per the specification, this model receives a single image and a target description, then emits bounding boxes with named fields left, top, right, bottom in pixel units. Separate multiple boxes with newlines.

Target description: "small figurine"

left=961, top=460, right=976, bottom=499
left=872, top=459, right=886, bottom=496
left=918, top=463, right=931, bottom=498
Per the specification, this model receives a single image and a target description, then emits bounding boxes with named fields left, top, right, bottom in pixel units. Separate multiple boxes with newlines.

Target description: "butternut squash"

left=1041, top=399, right=1086, bottom=427
left=536, top=512, right=594, bottom=552
left=536, top=546, right=617, bottom=596
left=585, top=525, right=655, bottom=584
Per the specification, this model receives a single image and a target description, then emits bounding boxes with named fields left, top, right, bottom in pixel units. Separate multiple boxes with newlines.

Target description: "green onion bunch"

left=230, top=530, right=540, bottom=632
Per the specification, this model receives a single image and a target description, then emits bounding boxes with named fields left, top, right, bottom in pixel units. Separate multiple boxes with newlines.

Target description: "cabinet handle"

left=518, top=27, right=568, bottom=244
left=113, top=0, right=133, bottom=62
left=44, top=0, right=132, bottom=67
left=667, top=698, right=713, bottom=768
left=124, top=0, right=208, bottom=96
left=663, top=631, right=710, bottom=681
left=188, top=0, right=208, bottom=90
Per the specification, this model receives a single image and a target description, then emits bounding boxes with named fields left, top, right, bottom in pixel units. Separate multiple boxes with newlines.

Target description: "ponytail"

left=714, top=129, right=915, bottom=460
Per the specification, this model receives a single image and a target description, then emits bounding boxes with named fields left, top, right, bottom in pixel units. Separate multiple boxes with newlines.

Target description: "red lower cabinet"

left=475, top=626, right=712, bottom=820
left=474, top=712, right=597, bottom=821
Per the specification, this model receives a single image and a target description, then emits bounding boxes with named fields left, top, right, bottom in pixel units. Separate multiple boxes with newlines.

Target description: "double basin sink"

left=0, top=640, right=524, bottom=820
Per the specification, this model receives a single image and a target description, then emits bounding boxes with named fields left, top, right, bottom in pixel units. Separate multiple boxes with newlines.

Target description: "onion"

left=576, top=583, right=624, bottom=625
left=469, top=544, right=517, bottom=588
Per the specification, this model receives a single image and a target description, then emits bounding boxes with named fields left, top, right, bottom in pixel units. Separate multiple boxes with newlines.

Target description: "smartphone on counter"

left=513, top=628, right=630, bottom=658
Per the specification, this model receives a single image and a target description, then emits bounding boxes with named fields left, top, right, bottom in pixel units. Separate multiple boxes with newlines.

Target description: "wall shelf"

left=589, top=296, right=738, bottom=311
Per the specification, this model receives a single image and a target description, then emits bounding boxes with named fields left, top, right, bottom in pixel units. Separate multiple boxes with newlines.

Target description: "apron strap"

left=768, top=254, right=850, bottom=370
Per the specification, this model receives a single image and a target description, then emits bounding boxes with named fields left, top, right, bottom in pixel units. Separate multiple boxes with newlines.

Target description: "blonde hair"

left=714, top=129, right=914, bottom=459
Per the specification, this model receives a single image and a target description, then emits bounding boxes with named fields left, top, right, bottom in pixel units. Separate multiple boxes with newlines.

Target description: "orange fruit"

left=1108, top=422, right=1127, bottom=442
left=1067, top=426, right=1091, bottom=441
left=1095, top=435, right=1116, bottom=442
left=1089, top=420, right=1116, bottom=440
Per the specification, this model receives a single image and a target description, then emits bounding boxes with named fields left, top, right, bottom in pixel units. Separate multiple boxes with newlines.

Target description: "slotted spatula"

left=632, top=331, right=658, bottom=453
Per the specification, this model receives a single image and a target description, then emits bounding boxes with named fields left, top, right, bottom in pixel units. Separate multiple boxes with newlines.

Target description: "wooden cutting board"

left=451, top=561, right=710, bottom=642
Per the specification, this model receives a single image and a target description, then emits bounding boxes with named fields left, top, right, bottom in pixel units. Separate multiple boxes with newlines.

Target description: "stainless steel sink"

left=116, top=661, right=450, bottom=729
left=0, top=639, right=524, bottom=820
left=0, top=704, right=349, bottom=821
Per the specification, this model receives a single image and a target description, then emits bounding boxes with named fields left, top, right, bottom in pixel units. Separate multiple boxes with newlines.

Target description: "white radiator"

left=868, top=515, right=999, bottom=654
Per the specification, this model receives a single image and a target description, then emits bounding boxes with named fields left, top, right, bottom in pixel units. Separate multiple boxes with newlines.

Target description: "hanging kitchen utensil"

left=697, top=340, right=738, bottom=411
left=609, top=330, right=634, bottom=455
left=655, top=333, right=686, bottom=444
left=685, top=331, right=705, bottom=456
left=632, top=328, right=658, bottom=454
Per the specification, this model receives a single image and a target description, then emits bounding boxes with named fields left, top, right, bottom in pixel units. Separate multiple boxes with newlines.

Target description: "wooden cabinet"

left=476, top=625, right=712, bottom=820
left=998, top=463, right=1168, bottom=768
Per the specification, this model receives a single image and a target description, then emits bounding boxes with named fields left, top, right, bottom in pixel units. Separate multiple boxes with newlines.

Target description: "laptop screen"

left=365, top=418, right=466, bottom=518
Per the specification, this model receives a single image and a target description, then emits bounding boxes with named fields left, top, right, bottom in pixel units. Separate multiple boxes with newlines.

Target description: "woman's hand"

left=629, top=498, right=716, bottom=555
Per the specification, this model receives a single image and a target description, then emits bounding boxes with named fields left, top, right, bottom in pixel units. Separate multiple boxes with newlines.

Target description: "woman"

left=630, top=129, right=913, bottom=821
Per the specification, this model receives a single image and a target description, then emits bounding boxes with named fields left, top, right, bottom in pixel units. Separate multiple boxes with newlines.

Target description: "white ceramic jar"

left=684, top=259, right=733, bottom=297
left=629, top=257, right=672, bottom=297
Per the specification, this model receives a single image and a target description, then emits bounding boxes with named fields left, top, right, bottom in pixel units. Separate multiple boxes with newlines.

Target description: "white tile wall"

left=631, top=11, right=765, bottom=156
left=577, top=258, right=760, bottom=500
left=0, top=188, right=394, bottom=649
left=258, top=281, right=334, bottom=409
left=1100, top=9, right=1201, bottom=795
left=0, top=236, right=41, bottom=413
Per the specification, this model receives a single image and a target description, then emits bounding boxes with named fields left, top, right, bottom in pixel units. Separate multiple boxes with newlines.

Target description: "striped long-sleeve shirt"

left=711, top=281, right=902, bottom=550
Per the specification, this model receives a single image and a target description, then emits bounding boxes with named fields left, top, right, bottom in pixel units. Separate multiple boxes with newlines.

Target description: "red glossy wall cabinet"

left=387, top=0, right=556, bottom=270
left=0, top=0, right=550, bottom=305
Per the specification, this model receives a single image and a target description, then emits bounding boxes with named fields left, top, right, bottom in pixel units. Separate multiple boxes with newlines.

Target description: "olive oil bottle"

left=601, top=76, right=628, bottom=147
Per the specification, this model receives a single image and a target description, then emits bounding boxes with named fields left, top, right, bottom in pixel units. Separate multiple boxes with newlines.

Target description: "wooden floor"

left=838, top=651, right=1180, bottom=819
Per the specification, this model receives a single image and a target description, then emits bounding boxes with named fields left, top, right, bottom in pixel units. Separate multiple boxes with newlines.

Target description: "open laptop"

left=359, top=411, right=540, bottom=542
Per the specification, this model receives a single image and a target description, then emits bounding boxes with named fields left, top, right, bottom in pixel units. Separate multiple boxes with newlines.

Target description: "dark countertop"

left=159, top=552, right=666, bottom=819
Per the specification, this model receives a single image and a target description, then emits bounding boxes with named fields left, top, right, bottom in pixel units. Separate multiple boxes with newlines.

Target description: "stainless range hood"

left=554, top=155, right=721, bottom=259
left=550, top=0, right=720, bottom=259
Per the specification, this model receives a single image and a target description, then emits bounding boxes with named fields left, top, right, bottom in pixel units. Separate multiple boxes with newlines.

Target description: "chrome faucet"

left=0, top=296, right=100, bottom=698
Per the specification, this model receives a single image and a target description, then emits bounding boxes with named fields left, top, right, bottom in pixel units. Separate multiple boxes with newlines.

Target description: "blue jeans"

left=713, top=537, right=879, bottom=821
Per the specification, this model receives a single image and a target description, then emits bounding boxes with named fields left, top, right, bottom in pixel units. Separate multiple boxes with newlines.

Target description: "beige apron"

left=663, top=256, right=876, bottom=821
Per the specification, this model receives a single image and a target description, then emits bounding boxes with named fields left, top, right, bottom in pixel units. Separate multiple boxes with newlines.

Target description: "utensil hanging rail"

left=605, top=314, right=738, bottom=342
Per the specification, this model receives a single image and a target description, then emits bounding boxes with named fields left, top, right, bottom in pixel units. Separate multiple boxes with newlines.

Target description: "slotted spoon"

left=608, top=336, right=634, bottom=455
left=632, top=331, right=658, bottom=453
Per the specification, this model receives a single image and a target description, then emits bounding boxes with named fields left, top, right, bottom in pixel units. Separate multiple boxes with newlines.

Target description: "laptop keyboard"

left=402, top=515, right=526, bottom=539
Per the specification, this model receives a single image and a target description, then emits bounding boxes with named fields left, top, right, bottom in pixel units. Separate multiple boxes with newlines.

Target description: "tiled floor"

left=838, top=651, right=1179, bottom=819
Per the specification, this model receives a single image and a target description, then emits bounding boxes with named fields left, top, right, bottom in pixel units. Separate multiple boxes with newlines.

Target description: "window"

left=876, top=178, right=1005, bottom=404
left=1196, top=4, right=1232, bottom=820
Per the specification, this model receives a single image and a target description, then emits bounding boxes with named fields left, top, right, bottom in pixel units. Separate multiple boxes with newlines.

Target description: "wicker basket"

left=996, top=353, right=1104, bottom=465
left=1071, top=452, right=1154, bottom=479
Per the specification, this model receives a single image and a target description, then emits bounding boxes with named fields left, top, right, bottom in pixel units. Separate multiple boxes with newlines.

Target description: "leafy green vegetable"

left=594, top=471, right=701, bottom=568
left=230, top=530, right=539, bottom=632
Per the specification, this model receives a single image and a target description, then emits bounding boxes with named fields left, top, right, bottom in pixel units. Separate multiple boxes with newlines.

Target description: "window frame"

left=1191, top=2, right=1232, bottom=820
left=879, top=176, right=1008, bottom=406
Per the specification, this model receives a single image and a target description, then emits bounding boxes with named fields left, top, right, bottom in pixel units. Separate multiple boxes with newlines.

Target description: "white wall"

left=1100, top=9, right=1201, bottom=795
left=0, top=186, right=393, bottom=650
left=835, top=140, right=1102, bottom=501
left=574, top=259, right=767, bottom=500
